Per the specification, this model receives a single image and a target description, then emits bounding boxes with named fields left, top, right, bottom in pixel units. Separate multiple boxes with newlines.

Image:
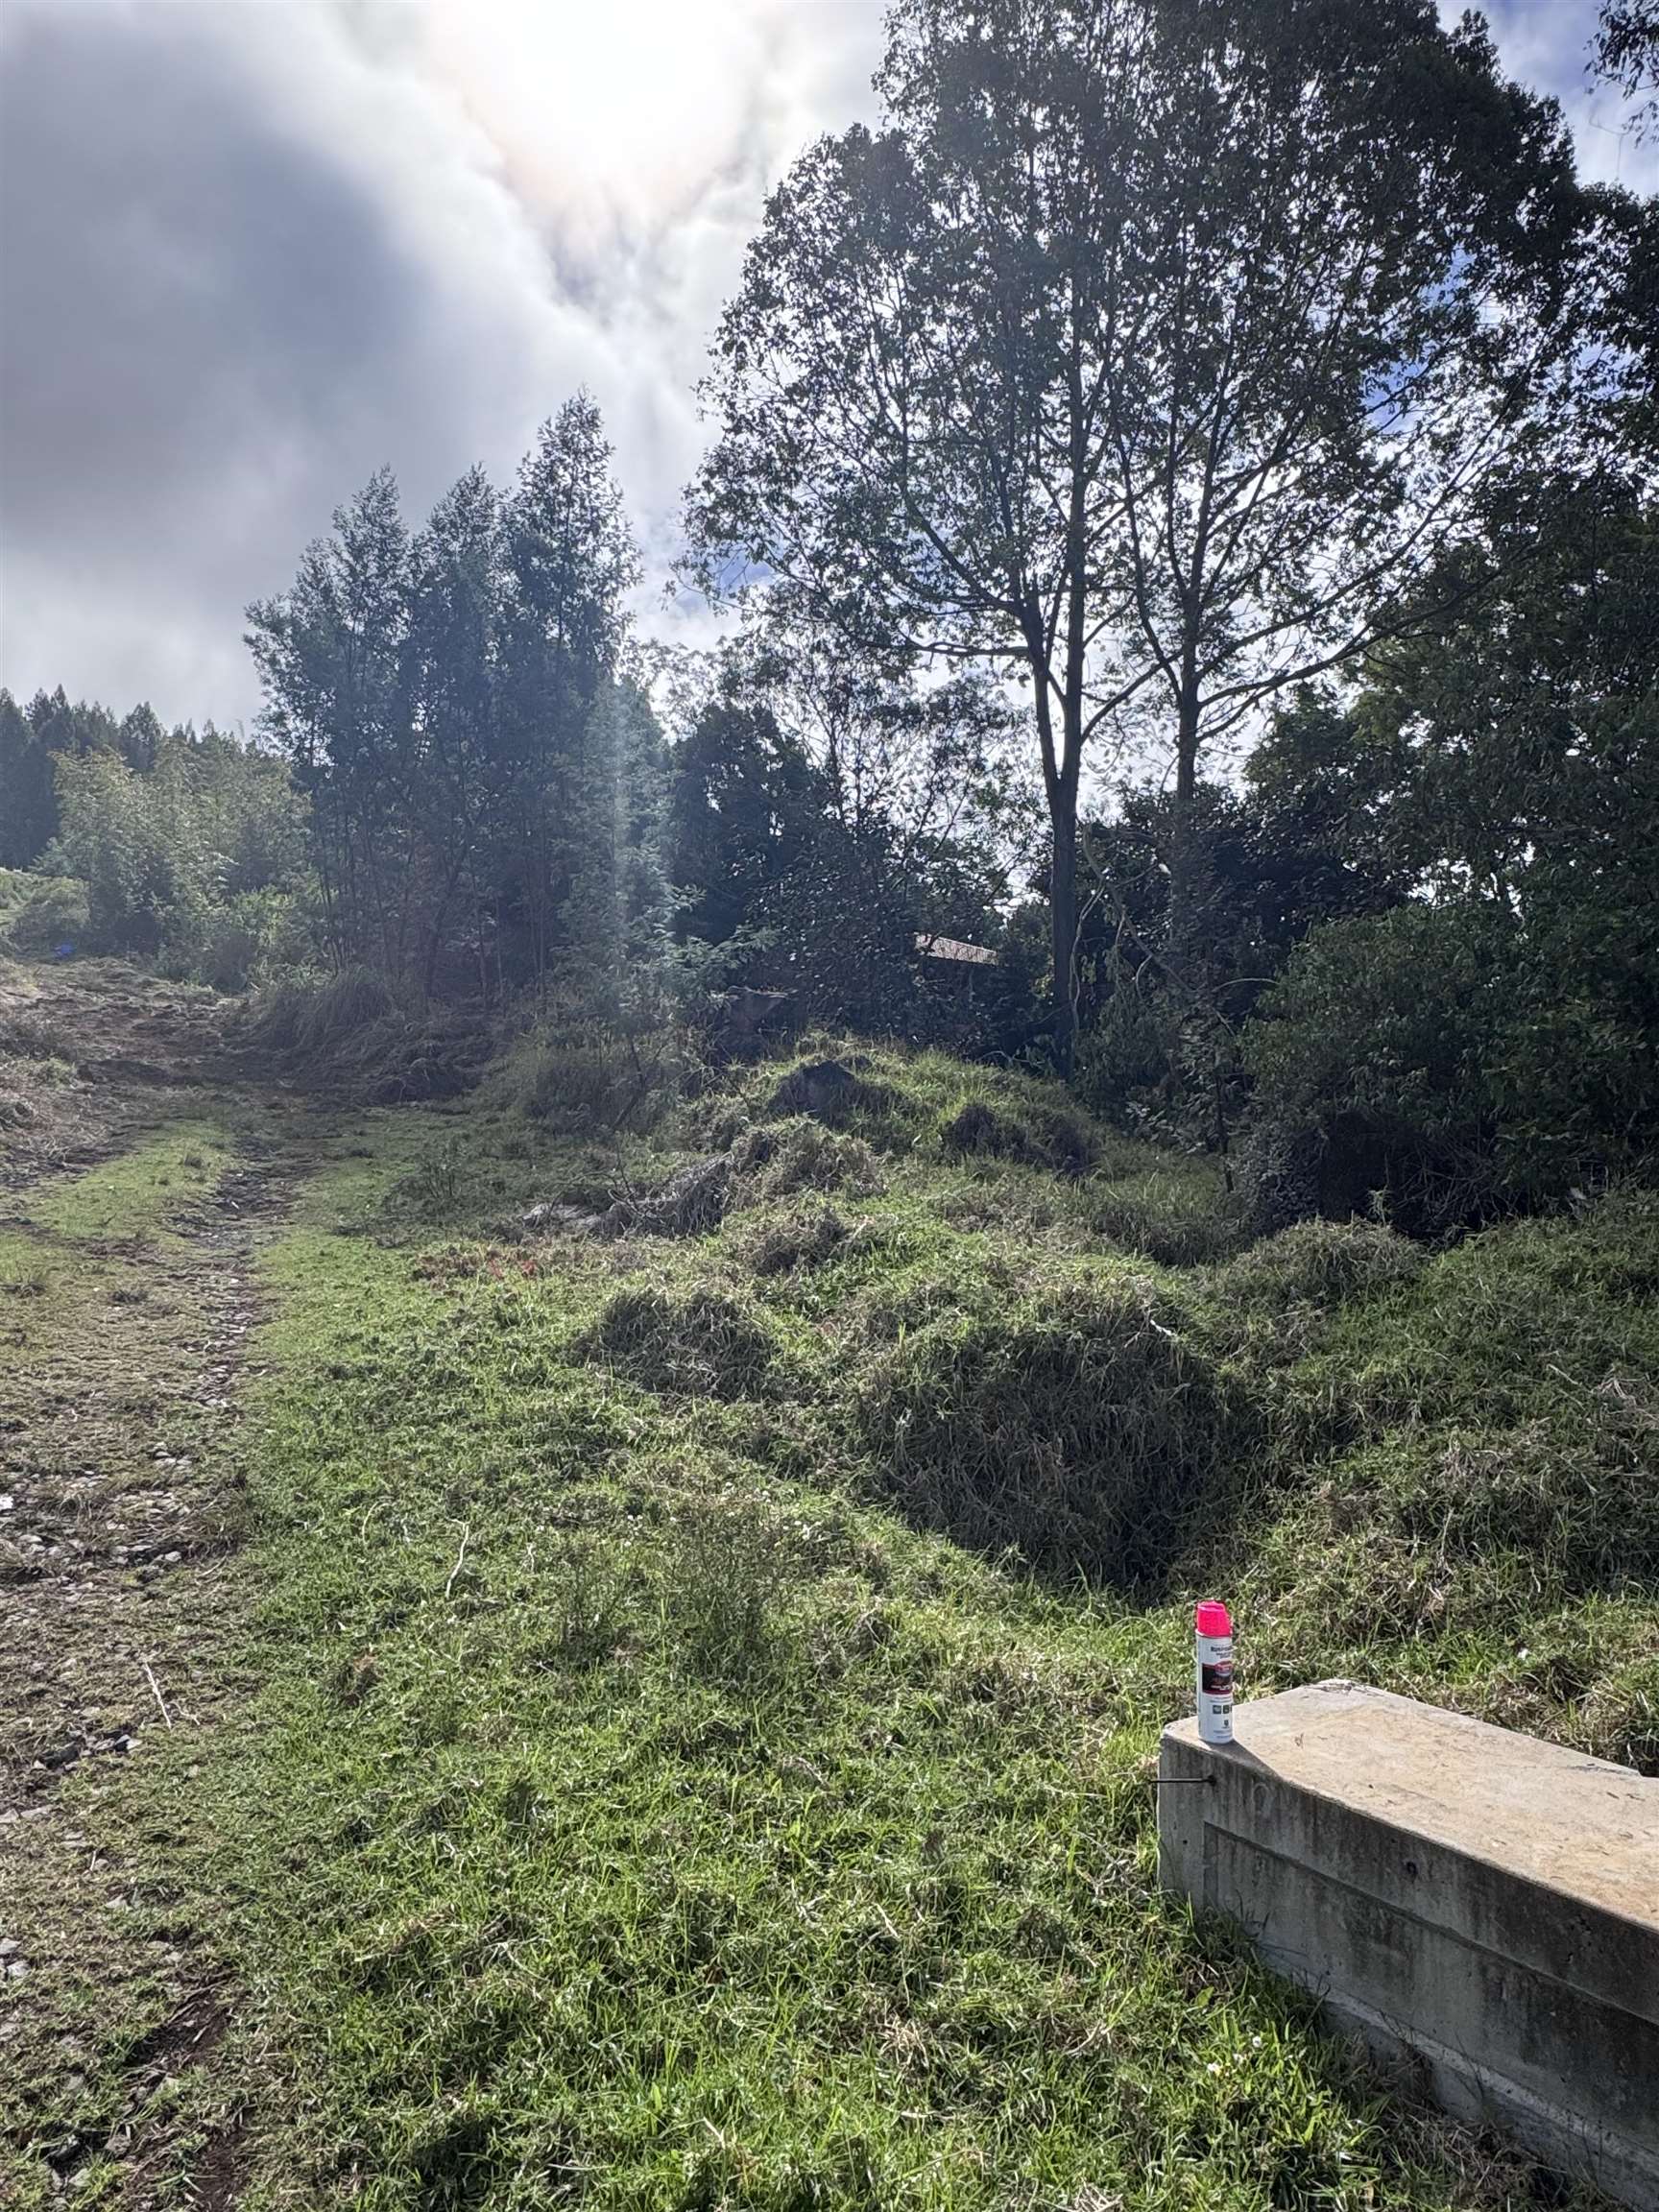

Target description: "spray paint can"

left=1194, top=1600, right=1234, bottom=1744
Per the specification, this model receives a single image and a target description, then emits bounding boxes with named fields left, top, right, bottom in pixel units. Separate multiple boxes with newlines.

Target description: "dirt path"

left=0, top=959, right=325, bottom=2207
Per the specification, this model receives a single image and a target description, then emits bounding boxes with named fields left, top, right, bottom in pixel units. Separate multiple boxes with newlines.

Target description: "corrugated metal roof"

left=915, top=933, right=998, bottom=966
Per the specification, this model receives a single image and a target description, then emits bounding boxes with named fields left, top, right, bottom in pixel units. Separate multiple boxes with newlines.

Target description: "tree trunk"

left=1049, top=788, right=1079, bottom=1076
left=1168, top=657, right=1203, bottom=957
left=1027, top=646, right=1082, bottom=1077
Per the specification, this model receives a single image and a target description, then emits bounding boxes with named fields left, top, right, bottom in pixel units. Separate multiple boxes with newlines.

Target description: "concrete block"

left=1158, top=1679, right=1659, bottom=2208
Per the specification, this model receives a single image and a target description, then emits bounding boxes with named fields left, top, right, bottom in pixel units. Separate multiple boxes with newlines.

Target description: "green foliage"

left=1245, top=903, right=1510, bottom=1228
left=0, top=685, right=129, bottom=869
left=49, top=731, right=312, bottom=986
left=1238, top=483, right=1659, bottom=1222
left=247, top=403, right=662, bottom=1009
left=509, top=1006, right=688, bottom=1140
left=688, top=0, right=1611, bottom=1058
left=251, top=968, right=485, bottom=1103
left=938, top=1095, right=1094, bottom=1175
left=0, top=865, right=88, bottom=957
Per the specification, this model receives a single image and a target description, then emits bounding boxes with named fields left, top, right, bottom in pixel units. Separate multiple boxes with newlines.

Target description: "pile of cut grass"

left=938, top=1094, right=1094, bottom=1176
left=731, top=1116, right=882, bottom=1200
left=857, top=1276, right=1244, bottom=1588
left=579, top=1282, right=779, bottom=1401
left=746, top=1200, right=852, bottom=1278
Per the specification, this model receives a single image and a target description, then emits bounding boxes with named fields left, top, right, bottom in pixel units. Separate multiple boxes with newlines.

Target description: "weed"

left=540, top=1535, right=631, bottom=1666
left=405, top=1138, right=464, bottom=1221
left=667, top=1495, right=799, bottom=1677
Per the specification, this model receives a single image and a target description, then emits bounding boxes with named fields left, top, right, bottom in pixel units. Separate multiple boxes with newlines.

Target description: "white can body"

left=1195, top=1630, right=1234, bottom=1743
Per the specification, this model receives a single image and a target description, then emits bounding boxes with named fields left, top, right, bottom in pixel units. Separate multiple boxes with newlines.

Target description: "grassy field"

left=138, top=1038, right=1651, bottom=2211
left=8, top=1016, right=1655, bottom=2210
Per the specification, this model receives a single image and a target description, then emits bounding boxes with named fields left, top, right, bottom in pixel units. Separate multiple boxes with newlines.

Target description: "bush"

left=254, top=967, right=397, bottom=1053
left=1248, top=1408, right=1659, bottom=1654
left=0, top=868, right=88, bottom=958
left=194, top=887, right=317, bottom=994
left=603, top=1157, right=732, bottom=1238
left=1244, top=903, right=1514, bottom=1231
left=856, top=1280, right=1243, bottom=1587
left=579, top=1286, right=776, bottom=1400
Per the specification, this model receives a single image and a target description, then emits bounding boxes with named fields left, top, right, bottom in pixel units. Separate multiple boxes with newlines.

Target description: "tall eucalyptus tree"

left=686, top=0, right=1621, bottom=1063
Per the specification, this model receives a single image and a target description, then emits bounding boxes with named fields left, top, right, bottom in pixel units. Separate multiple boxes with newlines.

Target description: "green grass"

left=23, top=1119, right=235, bottom=1241
left=194, top=1190, right=1455, bottom=2211
left=0, top=1224, right=56, bottom=1299
left=151, top=1044, right=1654, bottom=2209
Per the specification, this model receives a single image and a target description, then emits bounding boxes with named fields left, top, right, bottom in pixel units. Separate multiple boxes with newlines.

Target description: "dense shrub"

left=856, top=1280, right=1243, bottom=1586
left=0, top=868, right=89, bottom=958
left=1243, top=897, right=1659, bottom=1229
left=51, top=735, right=312, bottom=985
left=765, top=1056, right=902, bottom=1135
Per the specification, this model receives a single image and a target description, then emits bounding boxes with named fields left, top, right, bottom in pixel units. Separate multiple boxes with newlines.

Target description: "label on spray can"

left=1194, top=1599, right=1234, bottom=1744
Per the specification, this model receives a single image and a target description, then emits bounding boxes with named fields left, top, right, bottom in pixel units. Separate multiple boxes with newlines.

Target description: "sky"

left=0, top=0, right=1651, bottom=736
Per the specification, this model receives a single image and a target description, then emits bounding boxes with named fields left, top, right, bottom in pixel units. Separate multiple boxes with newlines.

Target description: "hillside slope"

left=6, top=989, right=1653, bottom=2209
